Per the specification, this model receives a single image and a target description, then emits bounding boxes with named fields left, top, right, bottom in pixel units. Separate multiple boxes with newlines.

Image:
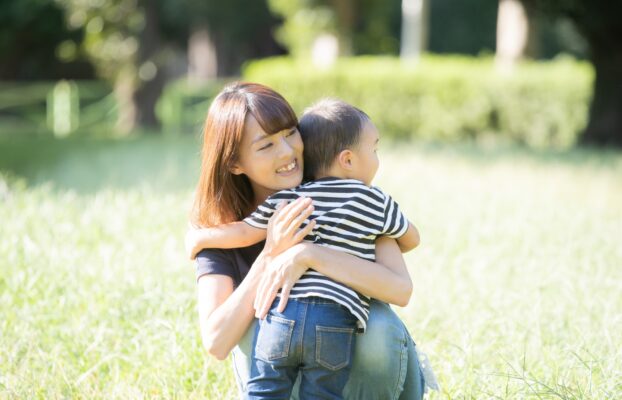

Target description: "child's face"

left=350, top=120, right=380, bottom=186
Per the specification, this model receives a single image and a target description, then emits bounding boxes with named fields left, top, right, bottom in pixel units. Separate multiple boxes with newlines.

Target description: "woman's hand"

left=254, top=243, right=310, bottom=319
left=264, top=197, right=316, bottom=257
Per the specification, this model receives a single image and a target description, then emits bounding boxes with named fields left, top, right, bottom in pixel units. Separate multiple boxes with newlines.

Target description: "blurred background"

left=1, top=0, right=621, bottom=399
left=0, top=0, right=620, bottom=145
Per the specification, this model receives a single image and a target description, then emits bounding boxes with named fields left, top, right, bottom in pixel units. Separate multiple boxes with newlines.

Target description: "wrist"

left=263, top=242, right=280, bottom=258
left=292, top=242, right=313, bottom=270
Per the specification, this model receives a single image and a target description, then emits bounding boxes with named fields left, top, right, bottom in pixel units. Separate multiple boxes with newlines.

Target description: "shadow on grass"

left=1, top=134, right=620, bottom=193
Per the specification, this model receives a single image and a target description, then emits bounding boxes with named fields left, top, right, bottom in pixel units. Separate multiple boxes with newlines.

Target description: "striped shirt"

left=244, top=177, right=409, bottom=331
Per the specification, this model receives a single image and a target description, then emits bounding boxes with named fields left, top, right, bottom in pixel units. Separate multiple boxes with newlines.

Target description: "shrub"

left=241, top=55, right=592, bottom=148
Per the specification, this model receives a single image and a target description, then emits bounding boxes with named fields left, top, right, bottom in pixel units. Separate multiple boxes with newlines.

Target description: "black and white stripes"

left=244, top=177, right=408, bottom=331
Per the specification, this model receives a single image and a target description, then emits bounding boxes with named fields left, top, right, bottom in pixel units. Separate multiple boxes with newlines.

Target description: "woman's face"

left=232, top=114, right=304, bottom=203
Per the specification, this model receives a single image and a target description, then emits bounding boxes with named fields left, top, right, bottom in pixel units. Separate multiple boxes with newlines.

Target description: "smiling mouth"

left=276, top=159, right=298, bottom=173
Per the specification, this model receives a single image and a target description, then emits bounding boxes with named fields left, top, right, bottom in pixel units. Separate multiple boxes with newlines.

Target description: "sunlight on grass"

left=1, top=138, right=621, bottom=399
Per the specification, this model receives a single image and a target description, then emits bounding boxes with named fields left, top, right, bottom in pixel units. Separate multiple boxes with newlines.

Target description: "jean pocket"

left=255, top=314, right=295, bottom=362
left=315, top=326, right=355, bottom=371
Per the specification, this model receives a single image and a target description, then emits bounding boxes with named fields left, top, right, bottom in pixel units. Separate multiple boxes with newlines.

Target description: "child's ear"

left=337, top=149, right=354, bottom=170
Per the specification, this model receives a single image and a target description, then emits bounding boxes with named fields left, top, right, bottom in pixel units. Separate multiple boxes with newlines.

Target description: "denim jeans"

left=246, top=297, right=358, bottom=399
left=233, top=299, right=426, bottom=400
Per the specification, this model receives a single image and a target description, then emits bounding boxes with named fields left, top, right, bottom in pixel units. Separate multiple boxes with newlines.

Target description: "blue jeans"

left=246, top=297, right=358, bottom=399
left=233, top=299, right=425, bottom=400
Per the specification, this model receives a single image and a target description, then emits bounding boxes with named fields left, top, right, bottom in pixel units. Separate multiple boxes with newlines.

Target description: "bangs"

left=248, top=91, right=298, bottom=135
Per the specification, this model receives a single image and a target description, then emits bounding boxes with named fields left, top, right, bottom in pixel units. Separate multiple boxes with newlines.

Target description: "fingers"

left=278, top=197, right=312, bottom=227
left=287, top=203, right=314, bottom=235
left=292, top=219, right=316, bottom=243
left=254, top=268, right=279, bottom=319
left=255, top=284, right=277, bottom=319
left=274, top=200, right=287, bottom=212
left=254, top=273, right=268, bottom=312
left=277, top=282, right=292, bottom=313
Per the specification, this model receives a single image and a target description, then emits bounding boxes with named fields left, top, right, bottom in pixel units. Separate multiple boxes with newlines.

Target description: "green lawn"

left=1, top=136, right=621, bottom=399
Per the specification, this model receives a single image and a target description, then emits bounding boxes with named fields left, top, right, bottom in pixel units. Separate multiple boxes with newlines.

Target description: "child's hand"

left=264, top=197, right=316, bottom=257
left=184, top=227, right=207, bottom=260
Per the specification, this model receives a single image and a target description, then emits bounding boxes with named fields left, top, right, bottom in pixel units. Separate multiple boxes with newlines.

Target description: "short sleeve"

left=195, top=248, right=236, bottom=282
left=243, top=198, right=278, bottom=229
left=381, top=193, right=409, bottom=238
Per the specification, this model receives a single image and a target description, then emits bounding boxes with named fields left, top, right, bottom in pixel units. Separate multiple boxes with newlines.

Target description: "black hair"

left=298, top=98, right=370, bottom=181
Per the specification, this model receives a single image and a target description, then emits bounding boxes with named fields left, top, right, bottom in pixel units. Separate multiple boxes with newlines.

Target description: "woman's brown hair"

left=191, top=82, right=298, bottom=227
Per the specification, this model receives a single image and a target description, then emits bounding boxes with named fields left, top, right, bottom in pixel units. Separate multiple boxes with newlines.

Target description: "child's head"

left=299, top=99, right=380, bottom=186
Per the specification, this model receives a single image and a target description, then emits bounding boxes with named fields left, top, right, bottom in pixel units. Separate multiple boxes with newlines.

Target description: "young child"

left=192, top=99, right=420, bottom=398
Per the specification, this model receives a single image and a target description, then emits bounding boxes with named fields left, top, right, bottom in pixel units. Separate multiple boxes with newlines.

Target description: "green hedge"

left=241, top=55, right=593, bottom=148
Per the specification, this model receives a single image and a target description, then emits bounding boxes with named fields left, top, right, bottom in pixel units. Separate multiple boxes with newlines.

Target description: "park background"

left=1, top=0, right=621, bottom=398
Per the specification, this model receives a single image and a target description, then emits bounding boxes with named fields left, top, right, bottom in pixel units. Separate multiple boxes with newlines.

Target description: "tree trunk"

left=400, top=0, right=429, bottom=61
left=114, top=68, right=137, bottom=134
left=495, top=0, right=529, bottom=72
left=188, top=27, right=218, bottom=83
left=132, top=0, right=165, bottom=130
left=330, top=0, right=355, bottom=56
left=580, top=37, right=622, bottom=147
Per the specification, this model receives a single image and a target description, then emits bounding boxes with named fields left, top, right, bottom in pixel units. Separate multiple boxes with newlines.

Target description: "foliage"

left=54, top=0, right=145, bottom=82
left=267, top=0, right=402, bottom=57
left=428, top=0, right=498, bottom=55
left=242, top=55, right=593, bottom=148
left=1, top=136, right=621, bottom=398
left=156, top=78, right=229, bottom=133
left=518, top=0, right=622, bottom=146
left=267, top=0, right=337, bottom=58
left=0, top=0, right=93, bottom=80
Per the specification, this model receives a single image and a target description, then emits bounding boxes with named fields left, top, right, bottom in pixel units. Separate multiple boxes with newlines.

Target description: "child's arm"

left=396, top=221, right=420, bottom=253
left=185, top=222, right=266, bottom=260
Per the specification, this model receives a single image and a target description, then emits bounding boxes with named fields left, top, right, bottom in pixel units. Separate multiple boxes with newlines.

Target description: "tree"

left=519, top=0, right=622, bottom=146
left=267, top=0, right=402, bottom=60
left=56, top=0, right=168, bottom=132
left=178, top=0, right=282, bottom=78
left=495, top=0, right=530, bottom=72
left=400, top=0, right=429, bottom=62
left=0, top=0, right=94, bottom=80
left=56, top=0, right=282, bottom=131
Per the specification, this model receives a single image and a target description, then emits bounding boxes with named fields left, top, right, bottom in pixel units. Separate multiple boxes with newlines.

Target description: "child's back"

left=245, top=176, right=409, bottom=331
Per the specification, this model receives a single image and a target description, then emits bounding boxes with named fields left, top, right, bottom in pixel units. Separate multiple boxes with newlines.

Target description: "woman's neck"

left=250, top=182, right=276, bottom=208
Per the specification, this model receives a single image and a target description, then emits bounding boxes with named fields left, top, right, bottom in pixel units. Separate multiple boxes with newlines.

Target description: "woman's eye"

left=287, top=129, right=297, bottom=137
left=258, top=143, right=273, bottom=151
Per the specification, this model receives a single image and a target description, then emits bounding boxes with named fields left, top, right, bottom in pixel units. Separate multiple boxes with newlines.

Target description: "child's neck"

left=316, top=165, right=349, bottom=181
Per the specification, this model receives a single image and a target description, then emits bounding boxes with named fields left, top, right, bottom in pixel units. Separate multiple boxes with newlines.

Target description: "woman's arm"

left=254, top=236, right=413, bottom=318
left=196, top=198, right=315, bottom=360
left=197, top=251, right=270, bottom=360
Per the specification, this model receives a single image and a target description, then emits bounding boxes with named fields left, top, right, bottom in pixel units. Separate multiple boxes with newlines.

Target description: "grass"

left=1, top=135, right=621, bottom=399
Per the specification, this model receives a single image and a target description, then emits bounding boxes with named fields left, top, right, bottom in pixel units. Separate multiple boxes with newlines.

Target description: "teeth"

left=277, top=161, right=296, bottom=173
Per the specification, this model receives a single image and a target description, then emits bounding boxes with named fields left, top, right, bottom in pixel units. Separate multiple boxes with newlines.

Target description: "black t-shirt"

left=195, top=241, right=265, bottom=287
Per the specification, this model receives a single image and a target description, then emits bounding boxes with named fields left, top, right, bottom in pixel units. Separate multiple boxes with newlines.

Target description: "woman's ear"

left=337, top=149, right=354, bottom=170
left=230, top=163, right=244, bottom=175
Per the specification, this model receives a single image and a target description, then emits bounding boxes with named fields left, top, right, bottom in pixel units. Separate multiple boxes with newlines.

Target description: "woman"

left=189, top=82, right=428, bottom=399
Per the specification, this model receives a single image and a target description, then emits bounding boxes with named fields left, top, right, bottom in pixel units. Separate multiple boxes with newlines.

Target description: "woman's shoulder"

left=195, top=242, right=264, bottom=285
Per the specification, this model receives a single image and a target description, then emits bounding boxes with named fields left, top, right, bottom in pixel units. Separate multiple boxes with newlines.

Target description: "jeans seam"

left=392, top=334, right=409, bottom=400
left=231, top=348, right=247, bottom=394
left=298, top=300, right=307, bottom=363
